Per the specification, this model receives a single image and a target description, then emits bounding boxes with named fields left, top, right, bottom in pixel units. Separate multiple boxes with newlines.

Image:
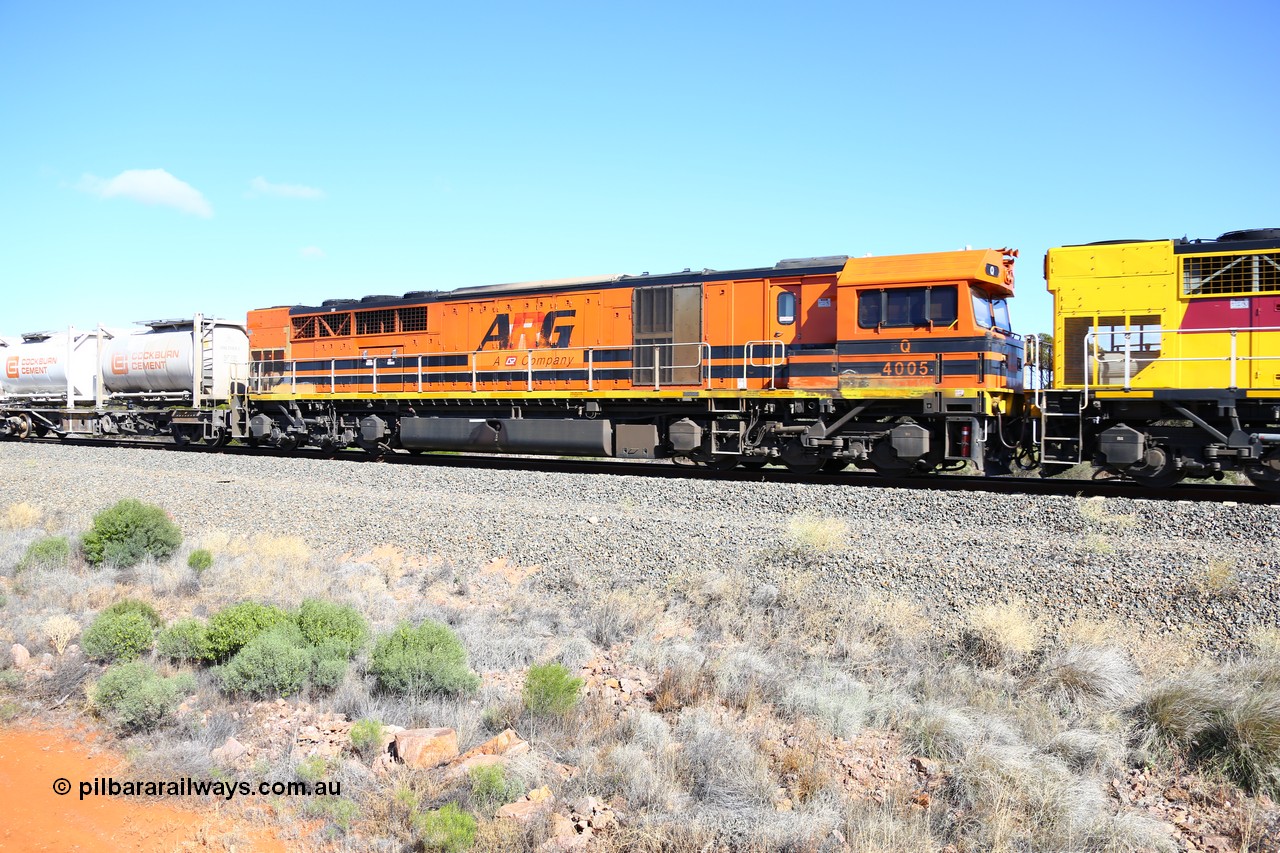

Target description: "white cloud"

left=249, top=176, right=325, bottom=200
left=77, top=168, right=213, bottom=218
left=300, top=246, right=327, bottom=259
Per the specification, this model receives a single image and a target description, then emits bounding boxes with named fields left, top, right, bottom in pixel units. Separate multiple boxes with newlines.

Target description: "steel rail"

left=16, top=436, right=1277, bottom=505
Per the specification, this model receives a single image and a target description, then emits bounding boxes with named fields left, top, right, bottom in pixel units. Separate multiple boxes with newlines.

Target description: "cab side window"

left=777, top=291, right=796, bottom=325
left=859, top=286, right=957, bottom=328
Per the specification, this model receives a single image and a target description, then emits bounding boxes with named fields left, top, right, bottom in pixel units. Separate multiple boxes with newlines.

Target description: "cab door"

left=758, top=281, right=800, bottom=388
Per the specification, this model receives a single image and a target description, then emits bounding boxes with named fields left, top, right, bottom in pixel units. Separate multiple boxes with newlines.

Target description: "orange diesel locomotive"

left=243, top=248, right=1023, bottom=475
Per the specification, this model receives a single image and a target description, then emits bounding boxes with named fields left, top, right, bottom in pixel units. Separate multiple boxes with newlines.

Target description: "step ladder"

left=707, top=398, right=744, bottom=454
left=1040, top=390, right=1084, bottom=464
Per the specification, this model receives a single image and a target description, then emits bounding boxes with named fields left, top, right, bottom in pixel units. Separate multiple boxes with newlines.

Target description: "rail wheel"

left=823, top=460, right=851, bottom=473
left=172, top=425, right=198, bottom=446
left=866, top=439, right=913, bottom=477
left=1127, top=445, right=1183, bottom=488
left=12, top=414, right=32, bottom=440
left=739, top=458, right=770, bottom=470
left=1246, top=452, right=1280, bottom=493
left=779, top=441, right=827, bottom=474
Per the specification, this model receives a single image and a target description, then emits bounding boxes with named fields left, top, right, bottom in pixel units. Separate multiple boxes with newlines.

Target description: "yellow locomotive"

left=1040, top=229, right=1280, bottom=490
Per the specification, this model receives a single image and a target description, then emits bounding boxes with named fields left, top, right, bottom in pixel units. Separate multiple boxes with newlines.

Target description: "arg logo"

left=478, top=310, right=576, bottom=351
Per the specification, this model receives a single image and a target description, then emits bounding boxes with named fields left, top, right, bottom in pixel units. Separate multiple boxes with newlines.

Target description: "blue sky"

left=2, top=0, right=1277, bottom=336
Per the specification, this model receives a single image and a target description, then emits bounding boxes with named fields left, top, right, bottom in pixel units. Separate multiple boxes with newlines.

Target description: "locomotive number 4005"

left=881, top=360, right=933, bottom=377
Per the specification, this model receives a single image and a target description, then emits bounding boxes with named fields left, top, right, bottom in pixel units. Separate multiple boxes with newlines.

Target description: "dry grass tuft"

left=42, top=614, right=81, bottom=655
left=961, top=602, right=1040, bottom=667
left=1076, top=496, right=1136, bottom=531
left=2, top=502, right=42, bottom=530
left=1038, top=645, right=1138, bottom=707
left=786, top=515, right=849, bottom=554
left=1195, top=558, right=1240, bottom=598
left=588, top=589, right=662, bottom=648
left=1248, top=627, right=1280, bottom=659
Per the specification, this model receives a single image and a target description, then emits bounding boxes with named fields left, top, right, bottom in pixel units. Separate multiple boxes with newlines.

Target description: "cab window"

left=859, top=285, right=957, bottom=328
left=777, top=291, right=796, bottom=325
left=972, top=289, right=995, bottom=329
left=992, top=298, right=1011, bottom=331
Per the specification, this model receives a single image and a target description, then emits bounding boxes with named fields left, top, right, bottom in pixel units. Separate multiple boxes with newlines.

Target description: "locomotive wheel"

left=779, top=441, right=827, bottom=474
left=1246, top=453, right=1280, bottom=493
left=867, top=440, right=913, bottom=477
left=1126, top=445, right=1182, bottom=488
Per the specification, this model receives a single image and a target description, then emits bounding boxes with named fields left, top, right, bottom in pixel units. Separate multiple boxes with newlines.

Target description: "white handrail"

left=1084, top=324, right=1280, bottom=394
left=249, top=341, right=716, bottom=394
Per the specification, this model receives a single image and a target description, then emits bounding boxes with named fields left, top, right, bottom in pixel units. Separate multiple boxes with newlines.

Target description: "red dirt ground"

left=0, top=726, right=287, bottom=852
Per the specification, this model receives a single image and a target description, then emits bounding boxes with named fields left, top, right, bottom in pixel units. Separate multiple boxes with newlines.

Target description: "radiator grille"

left=1182, top=251, right=1280, bottom=296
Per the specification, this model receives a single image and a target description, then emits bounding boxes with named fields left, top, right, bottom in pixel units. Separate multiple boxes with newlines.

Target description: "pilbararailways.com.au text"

left=71, top=777, right=340, bottom=801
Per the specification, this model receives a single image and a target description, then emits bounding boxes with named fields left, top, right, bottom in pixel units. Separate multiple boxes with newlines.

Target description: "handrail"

left=1083, top=324, right=1280, bottom=397
left=743, top=340, right=786, bottom=389
left=248, top=340, right=716, bottom=394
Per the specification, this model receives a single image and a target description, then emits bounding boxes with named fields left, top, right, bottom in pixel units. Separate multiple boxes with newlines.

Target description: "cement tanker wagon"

left=101, top=319, right=249, bottom=398
left=0, top=329, right=100, bottom=402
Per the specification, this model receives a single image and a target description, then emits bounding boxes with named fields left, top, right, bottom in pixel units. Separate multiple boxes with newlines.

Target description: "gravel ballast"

left=2, top=443, right=1276, bottom=650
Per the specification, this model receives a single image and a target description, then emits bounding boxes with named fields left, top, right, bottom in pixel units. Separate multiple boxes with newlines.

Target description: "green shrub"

left=413, top=803, right=477, bottom=853
left=204, top=602, right=292, bottom=661
left=81, top=611, right=155, bottom=662
left=18, top=535, right=71, bottom=571
left=156, top=618, right=210, bottom=663
left=522, top=662, right=583, bottom=717
left=187, top=548, right=213, bottom=573
left=102, top=598, right=163, bottom=628
left=217, top=624, right=314, bottom=698
left=297, top=599, right=370, bottom=657
left=370, top=620, right=479, bottom=697
left=468, top=763, right=524, bottom=814
left=81, top=499, right=182, bottom=567
left=313, top=656, right=348, bottom=690
left=91, top=661, right=191, bottom=732
left=349, top=718, right=385, bottom=760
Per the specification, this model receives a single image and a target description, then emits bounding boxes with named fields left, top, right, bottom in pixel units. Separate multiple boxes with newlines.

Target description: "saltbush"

left=522, top=662, right=583, bottom=717
left=469, top=763, right=524, bottom=814
left=370, top=620, right=479, bottom=697
left=217, top=623, right=315, bottom=697
left=18, top=535, right=71, bottom=571
left=81, top=499, right=182, bottom=567
left=81, top=610, right=155, bottom=662
left=413, top=803, right=477, bottom=853
left=297, top=599, right=370, bottom=657
left=349, top=718, right=385, bottom=760
left=156, top=618, right=210, bottom=663
left=187, top=548, right=213, bottom=573
left=101, top=598, right=163, bottom=628
left=91, top=661, right=191, bottom=732
left=203, top=602, right=292, bottom=661
left=215, top=616, right=355, bottom=698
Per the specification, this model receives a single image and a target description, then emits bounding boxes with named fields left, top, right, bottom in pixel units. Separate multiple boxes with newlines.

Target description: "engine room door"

left=632, top=284, right=703, bottom=386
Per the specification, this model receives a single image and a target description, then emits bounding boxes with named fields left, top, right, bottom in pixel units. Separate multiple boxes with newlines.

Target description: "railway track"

left=30, top=437, right=1277, bottom=505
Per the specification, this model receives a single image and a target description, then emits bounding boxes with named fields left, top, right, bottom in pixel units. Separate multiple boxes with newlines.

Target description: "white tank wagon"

left=101, top=319, right=249, bottom=399
left=0, top=329, right=100, bottom=400
left=0, top=315, right=250, bottom=443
